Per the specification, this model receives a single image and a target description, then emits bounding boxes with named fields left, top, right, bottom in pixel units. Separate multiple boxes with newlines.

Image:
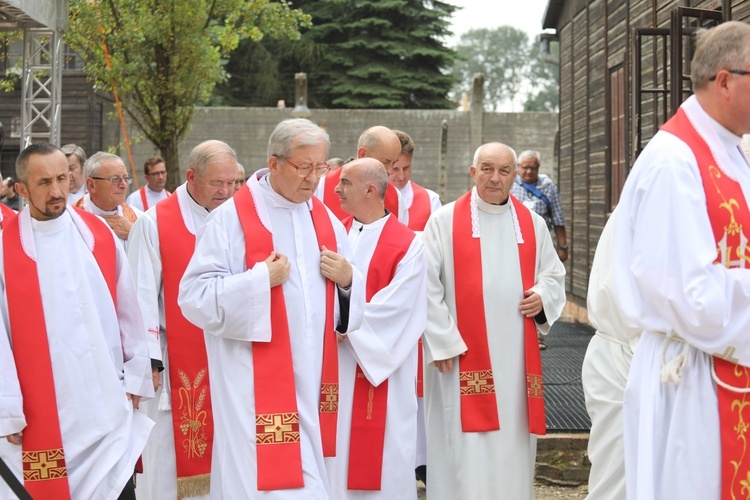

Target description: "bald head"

left=335, top=158, right=388, bottom=223
left=356, top=126, right=402, bottom=174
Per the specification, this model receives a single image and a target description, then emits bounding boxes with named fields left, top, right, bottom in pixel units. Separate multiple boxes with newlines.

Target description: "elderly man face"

left=17, top=150, right=69, bottom=221
left=187, top=157, right=237, bottom=211
left=517, top=155, right=540, bottom=184
left=471, top=143, right=516, bottom=205
left=67, top=154, right=85, bottom=192
left=88, top=158, right=130, bottom=211
left=269, top=142, right=330, bottom=204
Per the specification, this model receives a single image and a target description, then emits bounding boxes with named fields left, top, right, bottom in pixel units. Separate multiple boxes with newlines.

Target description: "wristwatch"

left=559, top=245, right=569, bottom=251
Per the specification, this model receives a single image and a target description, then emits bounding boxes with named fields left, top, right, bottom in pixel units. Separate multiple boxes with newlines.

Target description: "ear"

left=15, top=181, right=28, bottom=200
left=357, top=147, right=367, bottom=159
left=714, top=71, right=731, bottom=97
left=86, top=177, right=95, bottom=192
left=267, top=155, right=280, bottom=173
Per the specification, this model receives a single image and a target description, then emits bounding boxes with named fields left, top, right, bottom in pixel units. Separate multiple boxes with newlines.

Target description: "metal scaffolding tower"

left=21, top=28, right=62, bottom=147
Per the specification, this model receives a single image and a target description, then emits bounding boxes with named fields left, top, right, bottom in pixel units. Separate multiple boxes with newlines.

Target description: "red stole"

left=343, top=214, right=415, bottom=490
left=156, top=193, right=213, bottom=497
left=140, top=186, right=171, bottom=211
left=234, top=185, right=339, bottom=490
left=3, top=208, right=117, bottom=499
left=451, top=192, right=546, bottom=434
left=0, top=203, right=15, bottom=229
left=407, top=182, right=432, bottom=231
left=661, top=107, right=750, bottom=499
left=322, top=168, right=400, bottom=221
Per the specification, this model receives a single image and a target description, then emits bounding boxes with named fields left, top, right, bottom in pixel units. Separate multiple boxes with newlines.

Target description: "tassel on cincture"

left=158, top=387, right=171, bottom=411
left=659, top=338, right=690, bottom=385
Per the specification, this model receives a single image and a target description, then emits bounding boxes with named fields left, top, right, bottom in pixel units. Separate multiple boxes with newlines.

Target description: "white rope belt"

left=654, top=331, right=750, bottom=393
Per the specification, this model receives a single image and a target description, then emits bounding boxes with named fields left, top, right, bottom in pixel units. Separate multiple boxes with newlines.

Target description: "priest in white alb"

left=0, top=143, right=154, bottom=500
left=422, top=142, right=565, bottom=499
left=74, top=152, right=143, bottom=248
left=324, top=158, right=426, bottom=498
left=126, top=156, right=171, bottom=212
left=613, top=22, right=750, bottom=500
left=127, top=140, right=238, bottom=500
left=178, top=119, right=365, bottom=498
left=581, top=208, right=641, bottom=500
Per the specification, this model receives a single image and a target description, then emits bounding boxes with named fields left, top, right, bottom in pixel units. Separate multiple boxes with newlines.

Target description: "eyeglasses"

left=275, top=155, right=330, bottom=177
left=91, top=175, right=133, bottom=185
left=146, top=171, right=167, bottom=177
left=709, top=69, right=750, bottom=81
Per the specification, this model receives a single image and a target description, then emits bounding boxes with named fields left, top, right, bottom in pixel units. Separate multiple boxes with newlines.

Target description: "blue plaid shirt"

left=509, top=174, right=566, bottom=229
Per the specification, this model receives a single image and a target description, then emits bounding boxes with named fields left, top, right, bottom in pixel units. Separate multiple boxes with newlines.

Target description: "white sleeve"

left=422, top=209, right=468, bottom=363
left=115, top=239, right=155, bottom=398
left=126, top=214, right=163, bottom=362
left=178, top=208, right=273, bottom=342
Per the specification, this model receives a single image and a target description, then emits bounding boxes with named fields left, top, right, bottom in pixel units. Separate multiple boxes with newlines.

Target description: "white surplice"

left=315, top=175, right=409, bottom=224
left=0, top=208, right=154, bottom=500
left=398, top=180, right=442, bottom=230
left=126, top=186, right=170, bottom=212
left=398, top=179, right=441, bottom=469
left=324, top=214, right=426, bottom=499
left=422, top=191, right=565, bottom=500
left=582, top=208, right=641, bottom=500
left=178, top=170, right=365, bottom=499
left=126, top=183, right=209, bottom=500
left=614, top=96, right=750, bottom=500
left=77, top=194, right=143, bottom=249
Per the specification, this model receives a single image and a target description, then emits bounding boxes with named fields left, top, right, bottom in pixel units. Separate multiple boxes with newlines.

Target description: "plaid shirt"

left=509, top=174, right=566, bottom=229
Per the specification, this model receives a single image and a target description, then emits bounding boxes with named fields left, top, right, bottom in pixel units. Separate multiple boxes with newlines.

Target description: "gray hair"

left=84, top=152, right=123, bottom=178
left=473, top=142, right=518, bottom=166
left=188, top=140, right=237, bottom=176
left=691, top=21, right=750, bottom=90
left=16, top=143, right=60, bottom=182
left=518, top=150, right=541, bottom=166
left=359, top=160, right=388, bottom=200
left=237, top=162, right=245, bottom=175
left=267, top=119, right=330, bottom=159
left=60, top=143, right=87, bottom=165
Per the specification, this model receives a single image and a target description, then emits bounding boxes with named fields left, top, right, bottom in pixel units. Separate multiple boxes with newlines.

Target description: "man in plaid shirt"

left=509, top=150, right=568, bottom=263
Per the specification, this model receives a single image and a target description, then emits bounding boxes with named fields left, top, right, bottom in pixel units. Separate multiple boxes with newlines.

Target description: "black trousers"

left=117, top=474, right=136, bottom=500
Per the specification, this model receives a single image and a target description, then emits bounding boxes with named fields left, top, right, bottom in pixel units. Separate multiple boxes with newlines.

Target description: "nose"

left=334, top=182, right=342, bottom=194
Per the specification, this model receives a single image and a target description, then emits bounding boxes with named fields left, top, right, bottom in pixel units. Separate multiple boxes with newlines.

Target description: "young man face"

left=16, top=150, right=70, bottom=221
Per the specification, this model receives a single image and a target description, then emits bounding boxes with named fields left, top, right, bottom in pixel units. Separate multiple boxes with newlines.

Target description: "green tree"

left=451, top=27, right=558, bottom=112
left=66, top=0, right=310, bottom=190
left=523, top=41, right=559, bottom=112
left=451, top=27, right=530, bottom=111
left=214, top=0, right=458, bottom=109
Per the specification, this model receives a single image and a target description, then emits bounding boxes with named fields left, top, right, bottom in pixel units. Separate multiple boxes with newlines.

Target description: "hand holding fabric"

left=264, top=252, right=290, bottom=287
left=320, top=245, right=352, bottom=288
left=101, top=214, right=134, bottom=240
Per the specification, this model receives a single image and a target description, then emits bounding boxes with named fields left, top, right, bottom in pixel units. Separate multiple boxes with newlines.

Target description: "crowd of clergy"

left=0, top=112, right=569, bottom=499
left=5, top=21, right=750, bottom=498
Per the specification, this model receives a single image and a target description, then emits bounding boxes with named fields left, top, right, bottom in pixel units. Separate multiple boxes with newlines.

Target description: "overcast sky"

left=446, top=0, right=552, bottom=45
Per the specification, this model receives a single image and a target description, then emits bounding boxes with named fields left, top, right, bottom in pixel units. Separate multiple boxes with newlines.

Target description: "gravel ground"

left=417, top=482, right=588, bottom=499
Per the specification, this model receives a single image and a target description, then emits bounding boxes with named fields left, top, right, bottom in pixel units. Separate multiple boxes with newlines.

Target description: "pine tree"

left=215, top=0, right=458, bottom=109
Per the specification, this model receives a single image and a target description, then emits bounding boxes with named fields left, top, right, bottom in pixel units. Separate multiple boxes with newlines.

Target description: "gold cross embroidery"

left=467, top=372, right=487, bottom=393
left=28, top=452, right=58, bottom=480
left=265, top=414, right=293, bottom=442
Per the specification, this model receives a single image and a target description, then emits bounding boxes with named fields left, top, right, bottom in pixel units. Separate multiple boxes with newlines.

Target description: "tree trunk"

left=159, top=132, right=181, bottom=193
